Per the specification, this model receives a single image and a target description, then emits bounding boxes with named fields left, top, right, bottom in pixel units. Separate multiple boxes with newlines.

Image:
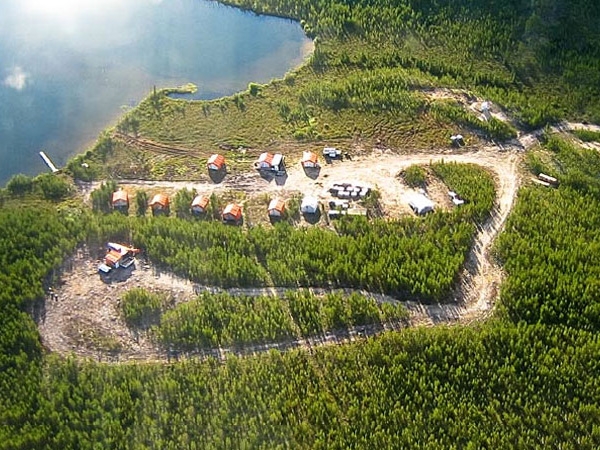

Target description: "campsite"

left=2, top=0, right=600, bottom=448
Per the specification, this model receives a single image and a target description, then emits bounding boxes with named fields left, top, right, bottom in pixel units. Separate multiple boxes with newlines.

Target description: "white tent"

left=408, top=193, right=434, bottom=215
left=300, top=196, right=319, bottom=214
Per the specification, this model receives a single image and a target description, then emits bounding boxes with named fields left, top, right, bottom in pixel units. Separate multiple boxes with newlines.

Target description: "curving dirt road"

left=40, top=142, right=524, bottom=362
left=40, top=95, right=598, bottom=363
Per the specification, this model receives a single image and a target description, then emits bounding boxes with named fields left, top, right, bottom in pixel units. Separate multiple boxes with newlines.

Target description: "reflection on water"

left=0, top=0, right=311, bottom=184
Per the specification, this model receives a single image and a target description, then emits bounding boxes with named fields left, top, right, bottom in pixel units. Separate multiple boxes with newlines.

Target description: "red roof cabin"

left=268, top=198, right=286, bottom=217
left=112, top=189, right=129, bottom=210
left=207, top=154, right=226, bottom=171
left=149, top=193, right=170, bottom=215
left=301, top=151, right=319, bottom=168
left=222, top=203, right=242, bottom=223
left=254, top=152, right=274, bottom=170
left=191, top=195, right=210, bottom=215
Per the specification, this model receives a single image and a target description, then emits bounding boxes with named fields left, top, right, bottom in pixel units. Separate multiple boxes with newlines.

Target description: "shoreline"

left=1, top=0, right=315, bottom=187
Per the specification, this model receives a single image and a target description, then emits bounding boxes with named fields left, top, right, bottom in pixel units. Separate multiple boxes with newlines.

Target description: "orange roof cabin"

left=191, top=195, right=210, bottom=215
left=149, top=193, right=170, bottom=215
left=222, top=203, right=242, bottom=223
left=207, top=154, right=226, bottom=171
left=254, top=152, right=274, bottom=170
left=301, top=151, right=319, bottom=168
left=103, top=243, right=140, bottom=269
left=268, top=198, right=286, bottom=217
left=112, top=189, right=129, bottom=210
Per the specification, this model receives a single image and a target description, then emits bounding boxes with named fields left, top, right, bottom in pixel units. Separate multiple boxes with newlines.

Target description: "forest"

left=2, top=133, right=600, bottom=448
left=121, top=288, right=407, bottom=351
left=2, top=0, right=600, bottom=447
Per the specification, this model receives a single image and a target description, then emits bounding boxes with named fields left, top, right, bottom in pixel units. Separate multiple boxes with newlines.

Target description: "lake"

left=0, top=0, right=312, bottom=185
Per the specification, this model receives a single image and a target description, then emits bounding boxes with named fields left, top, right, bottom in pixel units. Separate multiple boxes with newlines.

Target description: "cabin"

left=207, top=154, right=226, bottom=171
left=300, top=196, right=320, bottom=214
left=112, top=189, right=129, bottom=211
left=255, top=152, right=285, bottom=173
left=102, top=243, right=140, bottom=270
left=408, top=193, right=434, bottom=215
left=191, top=195, right=210, bottom=215
left=222, top=203, right=242, bottom=223
left=268, top=198, right=286, bottom=217
left=255, top=152, right=274, bottom=170
left=301, top=151, right=319, bottom=168
left=149, top=193, right=170, bottom=215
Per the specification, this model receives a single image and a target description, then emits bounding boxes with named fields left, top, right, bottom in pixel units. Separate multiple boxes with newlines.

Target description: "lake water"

left=0, top=0, right=311, bottom=185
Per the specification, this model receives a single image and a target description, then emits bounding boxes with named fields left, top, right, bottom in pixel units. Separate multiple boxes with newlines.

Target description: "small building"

left=323, top=147, right=342, bottom=158
left=222, top=203, right=242, bottom=223
left=268, top=198, right=286, bottom=217
left=103, top=243, right=140, bottom=269
left=191, top=195, right=210, bottom=215
left=112, top=189, right=129, bottom=210
left=255, top=152, right=274, bottom=170
left=448, top=191, right=465, bottom=206
left=255, top=152, right=285, bottom=172
left=408, top=193, right=434, bottom=215
left=149, top=193, right=170, bottom=215
left=207, top=154, right=226, bottom=171
left=301, top=151, right=319, bottom=168
left=300, top=196, right=319, bottom=214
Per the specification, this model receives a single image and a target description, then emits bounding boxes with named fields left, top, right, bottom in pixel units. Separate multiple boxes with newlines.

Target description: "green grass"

left=573, top=129, right=600, bottom=143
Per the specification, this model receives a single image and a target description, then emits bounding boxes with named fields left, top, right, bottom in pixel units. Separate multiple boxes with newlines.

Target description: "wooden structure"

left=222, top=203, right=242, bottom=223
left=191, top=195, right=210, bottom=215
left=149, top=193, right=170, bottom=215
left=207, top=154, right=226, bottom=171
left=301, top=151, right=319, bottom=168
left=268, top=198, right=286, bottom=217
left=111, top=189, right=129, bottom=210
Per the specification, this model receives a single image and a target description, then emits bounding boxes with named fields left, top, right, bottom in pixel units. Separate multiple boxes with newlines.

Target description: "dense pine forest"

left=2, top=0, right=600, bottom=448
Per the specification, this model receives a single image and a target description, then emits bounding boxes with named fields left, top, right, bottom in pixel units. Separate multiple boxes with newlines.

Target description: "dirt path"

left=41, top=144, right=524, bottom=362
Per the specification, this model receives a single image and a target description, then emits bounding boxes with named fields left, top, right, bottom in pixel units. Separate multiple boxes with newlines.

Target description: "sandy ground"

left=39, top=92, right=599, bottom=363
left=41, top=142, right=523, bottom=362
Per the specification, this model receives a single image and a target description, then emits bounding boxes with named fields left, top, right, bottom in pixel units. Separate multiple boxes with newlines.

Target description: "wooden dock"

left=39, top=151, right=59, bottom=173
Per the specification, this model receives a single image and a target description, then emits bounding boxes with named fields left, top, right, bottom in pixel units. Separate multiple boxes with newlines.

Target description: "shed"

left=207, top=154, right=226, bottom=171
left=408, top=193, right=434, bottom=215
left=301, top=151, right=319, bottom=168
left=149, top=194, right=170, bottom=213
left=300, top=196, right=319, bottom=214
left=271, top=153, right=285, bottom=172
left=323, top=147, right=342, bottom=158
left=255, top=152, right=274, bottom=170
left=112, top=189, right=129, bottom=209
left=222, top=203, right=242, bottom=223
left=268, top=198, right=286, bottom=217
left=191, top=195, right=210, bottom=214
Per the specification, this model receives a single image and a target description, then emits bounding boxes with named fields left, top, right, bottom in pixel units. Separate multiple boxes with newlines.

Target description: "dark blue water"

left=0, top=0, right=311, bottom=185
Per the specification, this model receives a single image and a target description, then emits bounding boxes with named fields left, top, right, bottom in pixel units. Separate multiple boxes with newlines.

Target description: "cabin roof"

left=192, top=195, right=210, bottom=209
left=150, top=193, right=170, bottom=207
left=268, top=198, right=286, bottom=213
left=302, top=151, right=318, bottom=164
left=223, top=203, right=242, bottom=219
left=207, top=154, right=225, bottom=168
left=112, top=189, right=129, bottom=204
left=257, top=152, right=274, bottom=164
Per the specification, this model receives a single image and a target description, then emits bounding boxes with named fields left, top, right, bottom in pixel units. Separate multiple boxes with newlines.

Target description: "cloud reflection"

left=3, top=66, right=30, bottom=90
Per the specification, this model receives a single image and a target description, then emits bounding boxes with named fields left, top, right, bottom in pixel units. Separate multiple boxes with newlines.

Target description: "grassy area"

left=63, top=0, right=600, bottom=181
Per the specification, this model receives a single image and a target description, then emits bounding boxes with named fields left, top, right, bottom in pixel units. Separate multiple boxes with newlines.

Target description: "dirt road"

left=40, top=142, right=524, bottom=362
